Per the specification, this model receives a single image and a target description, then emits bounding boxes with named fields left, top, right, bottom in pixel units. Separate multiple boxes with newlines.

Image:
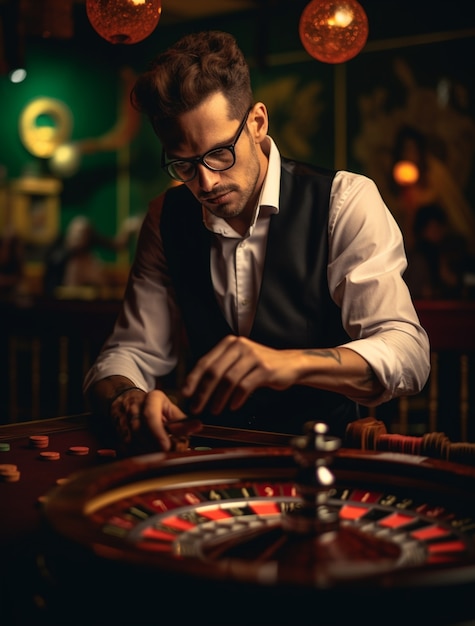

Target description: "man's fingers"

left=182, top=338, right=247, bottom=413
left=141, top=390, right=186, bottom=451
left=182, top=337, right=238, bottom=392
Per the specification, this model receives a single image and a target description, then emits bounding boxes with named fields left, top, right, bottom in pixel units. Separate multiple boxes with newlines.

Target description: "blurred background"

left=0, top=0, right=474, bottom=437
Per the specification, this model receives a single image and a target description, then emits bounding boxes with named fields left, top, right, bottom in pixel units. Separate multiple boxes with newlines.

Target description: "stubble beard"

left=200, top=147, right=261, bottom=221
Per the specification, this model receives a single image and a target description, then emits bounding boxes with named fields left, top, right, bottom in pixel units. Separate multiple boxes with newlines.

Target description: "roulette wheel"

left=40, top=423, right=475, bottom=625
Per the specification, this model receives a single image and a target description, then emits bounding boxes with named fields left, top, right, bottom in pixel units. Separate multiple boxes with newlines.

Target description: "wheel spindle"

left=282, top=421, right=341, bottom=535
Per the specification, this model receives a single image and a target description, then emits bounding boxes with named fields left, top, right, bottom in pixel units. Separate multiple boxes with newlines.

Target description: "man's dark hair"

left=131, top=31, right=253, bottom=136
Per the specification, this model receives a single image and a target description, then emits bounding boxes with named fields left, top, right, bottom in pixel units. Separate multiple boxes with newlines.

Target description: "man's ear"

left=250, top=102, right=269, bottom=143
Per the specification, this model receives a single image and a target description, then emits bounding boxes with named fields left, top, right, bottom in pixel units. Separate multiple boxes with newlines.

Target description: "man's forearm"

left=299, top=347, right=384, bottom=403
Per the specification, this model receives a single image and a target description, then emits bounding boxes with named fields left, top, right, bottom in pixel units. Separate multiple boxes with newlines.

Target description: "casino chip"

left=97, top=449, right=117, bottom=458
left=68, top=446, right=90, bottom=456
left=0, top=463, right=20, bottom=482
left=39, top=451, right=61, bottom=461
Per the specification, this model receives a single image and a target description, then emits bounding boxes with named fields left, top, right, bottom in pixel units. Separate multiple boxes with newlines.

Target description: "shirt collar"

left=258, top=136, right=281, bottom=216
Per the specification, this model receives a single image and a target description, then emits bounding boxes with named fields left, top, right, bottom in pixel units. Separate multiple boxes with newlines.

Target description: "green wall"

left=1, top=2, right=474, bottom=262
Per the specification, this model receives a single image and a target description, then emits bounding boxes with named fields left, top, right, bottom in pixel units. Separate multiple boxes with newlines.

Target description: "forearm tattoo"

left=304, top=350, right=379, bottom=391
left=304, top=348, right=342, bottom=364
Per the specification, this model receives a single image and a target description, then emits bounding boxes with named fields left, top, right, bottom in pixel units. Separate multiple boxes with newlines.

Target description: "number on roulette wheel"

left=39, top=422, right=475, bottom=625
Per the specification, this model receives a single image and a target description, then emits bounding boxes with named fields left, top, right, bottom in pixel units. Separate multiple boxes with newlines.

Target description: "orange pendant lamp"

left=299, top=0, right=369, bottom=64
left=86, top=0, right=162, bottom=45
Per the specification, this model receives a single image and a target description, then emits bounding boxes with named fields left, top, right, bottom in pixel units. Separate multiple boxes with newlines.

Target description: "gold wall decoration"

left=9, top=176, right=62, bottom=246
left=19, top=97, right=73, bottom=158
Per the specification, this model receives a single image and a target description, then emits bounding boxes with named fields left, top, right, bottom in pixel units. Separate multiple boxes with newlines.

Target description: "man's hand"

left=181, top=336, right=384, bottom=417
left=110, top=388, right=201, bottom=454
left=181, top=335, right=300, bottom=415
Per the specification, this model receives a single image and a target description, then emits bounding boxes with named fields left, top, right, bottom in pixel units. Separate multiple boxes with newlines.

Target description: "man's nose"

left=196, top=164, right=220, bottom=191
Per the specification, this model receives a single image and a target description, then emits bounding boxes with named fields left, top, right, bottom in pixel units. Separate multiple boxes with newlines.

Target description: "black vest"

left=160, top=157, right=358, bottom=436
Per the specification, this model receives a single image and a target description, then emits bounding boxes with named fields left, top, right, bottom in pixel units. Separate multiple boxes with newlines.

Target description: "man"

left=84, top=31, right=430, bottom=454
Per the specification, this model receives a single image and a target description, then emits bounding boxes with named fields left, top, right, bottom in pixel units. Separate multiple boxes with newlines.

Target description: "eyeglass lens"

left=169, top=147, right=235, bottom=181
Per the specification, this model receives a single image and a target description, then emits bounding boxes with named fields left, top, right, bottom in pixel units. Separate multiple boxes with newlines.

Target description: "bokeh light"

left=299, top=0, right=369, bottom=64
left=9, top=68, right=27, bottom=83
left=86, top=0, right=162, bottom=45
left=393, top=160, right=420, bottom=186
left=49, top=144, right=82, bottom=178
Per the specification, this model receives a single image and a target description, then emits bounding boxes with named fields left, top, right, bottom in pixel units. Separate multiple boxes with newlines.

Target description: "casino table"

left=0, top=414, right=289, bottom=625
left=1, top=414, right=475, bottom=625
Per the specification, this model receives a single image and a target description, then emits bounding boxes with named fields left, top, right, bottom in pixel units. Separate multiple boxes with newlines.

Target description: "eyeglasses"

left=161, top=107, right=252, bottom=183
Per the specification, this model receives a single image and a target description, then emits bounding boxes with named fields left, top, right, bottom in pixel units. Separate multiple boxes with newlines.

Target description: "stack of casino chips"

left=0, top=463, right=20, bottom=482
left=344, top=416, right=388, bottom=449
left=447, top=442, right=475, bottom=465
left=345, top=417, right=475, bottom=466
left=420, top=431, right=451, bottom=459
left=29, top=434, right=49, bottom=449
left=376, top=433, right=425, bottom=455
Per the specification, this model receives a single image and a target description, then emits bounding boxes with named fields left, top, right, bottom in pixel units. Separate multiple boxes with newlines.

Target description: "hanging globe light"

left=299, top=0, right=369, bottom=64
left=86, top=0, right=162, bottom=45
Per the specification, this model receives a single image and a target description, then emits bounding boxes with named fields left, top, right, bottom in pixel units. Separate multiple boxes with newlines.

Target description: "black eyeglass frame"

left=161, top=107, right=252, bottom=183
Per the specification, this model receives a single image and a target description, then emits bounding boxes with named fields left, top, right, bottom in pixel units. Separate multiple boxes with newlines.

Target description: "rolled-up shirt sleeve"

left=83, top=196, right=180, bottom=394
left=328, top=171, right=430, bottom=405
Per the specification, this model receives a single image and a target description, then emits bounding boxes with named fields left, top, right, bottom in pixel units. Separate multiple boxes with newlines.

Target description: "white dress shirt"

left=84, top=137, right=430, bottom=406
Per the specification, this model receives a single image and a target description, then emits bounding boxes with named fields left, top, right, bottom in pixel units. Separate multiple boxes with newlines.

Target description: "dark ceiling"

left=3, top=1, right=474, bottom=40
left=0, top=0, right=473, bottom=75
